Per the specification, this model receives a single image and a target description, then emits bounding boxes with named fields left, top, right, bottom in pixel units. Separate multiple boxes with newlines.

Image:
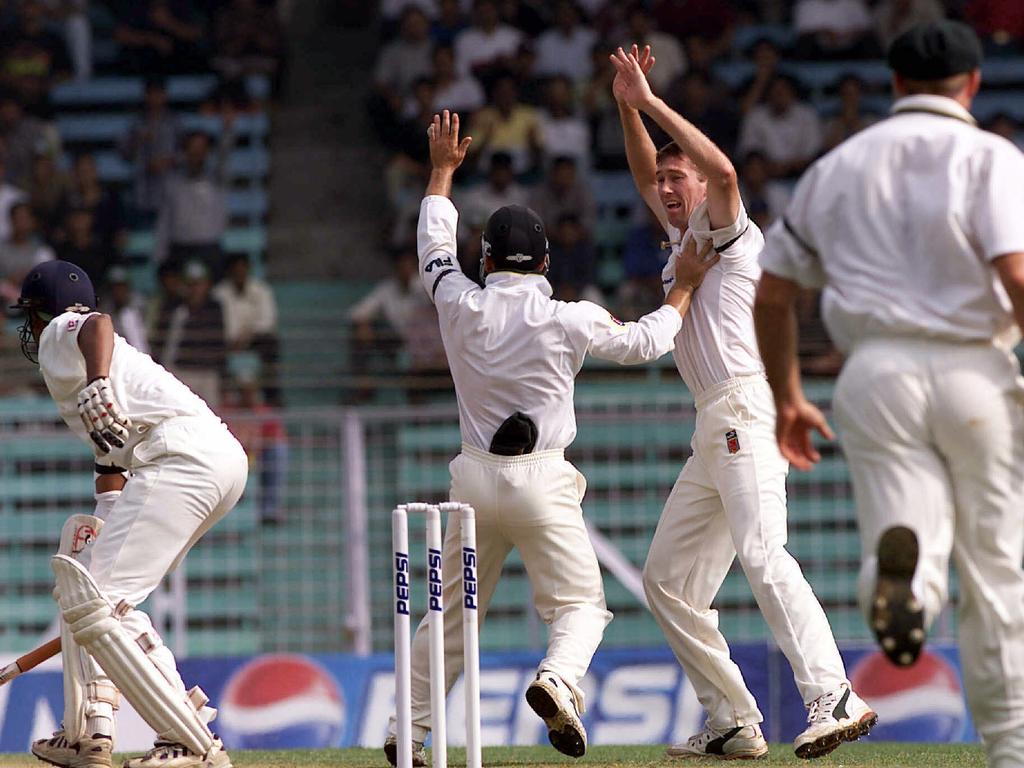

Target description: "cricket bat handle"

left=0, top=637, right=61, bottom=686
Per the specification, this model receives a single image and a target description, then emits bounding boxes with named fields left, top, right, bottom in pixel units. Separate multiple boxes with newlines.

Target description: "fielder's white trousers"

left=643, top=375, right=848, bottom=729
left=397, top=445, right=612, bottom=742
left=834, top=338, right=1024, bottom=765
left=78, top=416, right=248, bottom=737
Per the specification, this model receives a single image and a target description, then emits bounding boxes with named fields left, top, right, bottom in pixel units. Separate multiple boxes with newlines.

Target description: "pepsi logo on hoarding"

left=849, top=650, right=966, bottom=742
left=218, top=654, right=345, bottom=749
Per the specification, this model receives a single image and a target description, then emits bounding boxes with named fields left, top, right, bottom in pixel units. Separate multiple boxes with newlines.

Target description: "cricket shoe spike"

left=122, top=737, right=231, bottom=768
left=32, top=731, right=113, bottom=768
left=383, top=735, right=426, bottom=767
left=667, top=723, right=768, bottom=760
left=871, top=526, right=926, bottom=667
left=525, top=672, right=587, bottom=758
left=794, top=683, right=877, bottom=759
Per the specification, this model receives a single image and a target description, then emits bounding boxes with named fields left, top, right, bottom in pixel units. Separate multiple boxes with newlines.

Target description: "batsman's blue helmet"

left=10, top=261, right=96, bottom=363
left=10, top=260, right=96, bottom=318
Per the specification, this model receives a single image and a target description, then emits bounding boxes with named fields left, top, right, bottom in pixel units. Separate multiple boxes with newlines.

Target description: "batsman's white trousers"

left=78, top=416, right=248, bottom=735
left=643, top=375, right=848, bottom=729
left=397, top=445, right=612, bottom=742
left=834, top=337, right=1024, bottom=765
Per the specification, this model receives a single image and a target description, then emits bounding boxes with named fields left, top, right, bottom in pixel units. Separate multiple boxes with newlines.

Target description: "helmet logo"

left=506, top=253, right=532, bottom=263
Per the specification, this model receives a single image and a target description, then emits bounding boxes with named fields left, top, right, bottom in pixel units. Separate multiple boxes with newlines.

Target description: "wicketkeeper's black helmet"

left=481, top=205, right=549, bottom=279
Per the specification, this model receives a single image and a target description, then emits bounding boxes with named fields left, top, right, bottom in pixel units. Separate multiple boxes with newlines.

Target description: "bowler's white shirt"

left=39, top=311, right=217, bottom=467
left=661, top=201, right=766, bottom=398
left=759, top=94, right=1024, bottom=353
left=418, top=194, right=681, bottom=452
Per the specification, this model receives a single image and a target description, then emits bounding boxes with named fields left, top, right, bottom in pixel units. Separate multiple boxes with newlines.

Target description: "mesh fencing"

left=0, top=380, right=959, bottom=657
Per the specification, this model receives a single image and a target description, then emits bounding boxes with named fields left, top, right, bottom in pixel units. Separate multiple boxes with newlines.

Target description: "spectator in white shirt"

left=213, top=252, right=280, bottom=405
left=535, top=0, right=596, bottom=84
left=430, top=44, right=484, bottom=115
left=539, top=75, right=591, bottom=170
left=454, top=0, right=522, bottom=78
left=375, top=5, right=435, bottom=104
left=624, top=5, right=686, bottom=94
left=454, top=151, right=528, bottom=241
left=0, top=150, right=26, bottom=243
left=100, top=264, right=149, bottom=353
left=794, top=0, right=877, bottom=58
left=739, top=75, right=823, bottom=179
left=0, top=200, right=52, bottom=301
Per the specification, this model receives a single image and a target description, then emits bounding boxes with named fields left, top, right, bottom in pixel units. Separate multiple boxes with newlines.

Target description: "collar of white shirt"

left=484, top=271, right=553, bottom=296
left=890, top=94, right=976, bottom=126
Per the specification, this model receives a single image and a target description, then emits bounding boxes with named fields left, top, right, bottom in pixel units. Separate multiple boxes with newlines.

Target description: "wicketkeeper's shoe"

left=32, top=731, right=113, bottom=768
left=794, top=683, right=877, bottom=759
left=666, top=723, right=768, bottom=760
left=383, top=735, right=426, bottom=767
left=871, top=525, right=926, bottom=667
left=525, top=672, right=587, bottom=758
left=122, top=738, right=232, bottom=768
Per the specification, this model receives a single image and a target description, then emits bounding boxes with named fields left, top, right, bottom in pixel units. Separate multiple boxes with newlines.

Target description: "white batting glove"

left=77, top=377, right=132, bottom=454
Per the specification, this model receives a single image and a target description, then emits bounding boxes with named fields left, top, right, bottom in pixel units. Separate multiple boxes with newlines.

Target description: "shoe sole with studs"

left=871, top=526, right=925, bottom=667
left=526, top=681, right=586, bottom=758
left=794, top=711, right=878, bottom=760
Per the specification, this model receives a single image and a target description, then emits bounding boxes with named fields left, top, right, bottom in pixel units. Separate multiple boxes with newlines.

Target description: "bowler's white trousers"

left=77, top=416, right=248, bottom=737
left=643, top=375, right=848, bottom=729
left=396, top=445, right=612, bottom=742
left=834, top=338, right=1024, bottom=768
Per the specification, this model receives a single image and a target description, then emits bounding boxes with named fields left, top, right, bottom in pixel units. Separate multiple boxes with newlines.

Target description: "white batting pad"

left=51, top=555, right=215, bottom=756
left=57, top=514, right=104, bottom=743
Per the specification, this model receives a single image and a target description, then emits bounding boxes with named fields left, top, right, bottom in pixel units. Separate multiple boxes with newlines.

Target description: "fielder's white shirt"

left=759, top=94, right=1024, bottom=353
left=39, top=311, right=217, bottom=468
left=661, top=200, right=766, bottom=398
left=418, top=194, right=682, bottom=452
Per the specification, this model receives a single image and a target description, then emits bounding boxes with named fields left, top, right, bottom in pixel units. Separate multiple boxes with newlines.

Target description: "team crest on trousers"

left=725, top=429, right=740, bottom=454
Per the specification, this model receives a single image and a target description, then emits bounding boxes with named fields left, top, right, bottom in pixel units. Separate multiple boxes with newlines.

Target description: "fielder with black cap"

left=12, top=260, right=247, bottom=768
left=384, top=110, right=719, bottom=765
left=756, top=20, right=1024, bottom=768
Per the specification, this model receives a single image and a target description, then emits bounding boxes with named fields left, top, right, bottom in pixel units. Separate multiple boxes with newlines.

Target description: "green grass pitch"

left=0, top=744, right=988, bottom=767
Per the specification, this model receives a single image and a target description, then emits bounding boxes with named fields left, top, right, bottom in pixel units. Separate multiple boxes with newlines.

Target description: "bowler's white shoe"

left=383, top=734, right=426, bottom=767
left=122, top=738, right=231, bottom=768
left=794, top=683, right=877, bottom=759
left=667, top=723, right=768, bottom=760
left=525, top=672, right=587, bottom=758
left=32, top=731, right=113, bottom=768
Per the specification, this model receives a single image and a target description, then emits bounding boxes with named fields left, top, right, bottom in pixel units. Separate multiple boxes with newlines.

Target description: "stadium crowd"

left=0, top=0, right=285, bottom=408
left=364, top=0, right=1024, bottom=379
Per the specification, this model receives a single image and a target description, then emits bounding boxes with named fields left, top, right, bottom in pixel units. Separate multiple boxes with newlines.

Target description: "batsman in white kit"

left=384, top=110, right=718, bottom=765
left=12, top=260, right=248, bottom=768
left=611, top=46, right=875, bottom=759
left=755, top=21, right=1024, bottom=768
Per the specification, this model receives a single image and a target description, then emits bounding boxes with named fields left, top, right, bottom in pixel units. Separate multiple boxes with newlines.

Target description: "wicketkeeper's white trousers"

left=77, top=416, right=248, bottom=736
left=396, top=445, right=612, bottom=743
left=833, top=337, right=1024, bottom=764
left=643, top=375, right=848, bottom=730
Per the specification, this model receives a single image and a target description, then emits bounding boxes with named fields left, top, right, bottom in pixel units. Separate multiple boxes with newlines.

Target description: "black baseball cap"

left=888, top=20, right=982, bottom=80
left=482, top=205, right=548, bottom=274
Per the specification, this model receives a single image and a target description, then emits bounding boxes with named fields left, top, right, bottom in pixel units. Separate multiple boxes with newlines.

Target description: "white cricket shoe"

left=383, top=734, right=426, bottom=767
left=525, top=672, right=587, bottom=758
left=794, top=683, right=877, bottom=759
left=32, top=730, right=113, bottom=768
left=122, top=738, right=231, bottom=768
left=666, top=723, right=768, bottom=760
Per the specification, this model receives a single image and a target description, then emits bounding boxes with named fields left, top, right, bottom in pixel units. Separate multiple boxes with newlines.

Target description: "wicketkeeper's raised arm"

left=611, top=45, right=740, bottom=230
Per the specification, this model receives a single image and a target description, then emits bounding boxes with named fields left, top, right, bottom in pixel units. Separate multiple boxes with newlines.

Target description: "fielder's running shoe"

left=666, top=723, right=768, bottom=760
left=794, top=683, right=877, bottom=759
left=526, top=672, right=587, bottom=758
left=32, top=731, right=112, bottom=768
left=383, top=735, right=426, bottom=767
left=122, top=738, right=231, bottom=768
left=871, top=526, right=926, bottom=667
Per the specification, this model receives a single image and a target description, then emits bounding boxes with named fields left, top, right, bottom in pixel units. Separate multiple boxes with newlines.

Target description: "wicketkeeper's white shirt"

left=759, top=94, right=1024, bottom=353
left=418, top=194, right=682, bottom=452
left=38, top=311, right=217, bottom=467
left=661, top=200, right=767, bottom=399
